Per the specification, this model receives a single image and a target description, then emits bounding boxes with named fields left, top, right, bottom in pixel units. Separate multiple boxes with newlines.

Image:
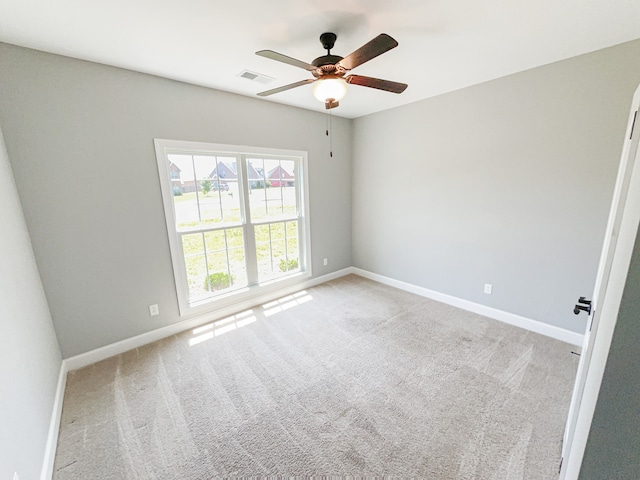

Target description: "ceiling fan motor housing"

left=311, top=55, right=345, bottom=78
left=313, top=33, right=344, bottom=77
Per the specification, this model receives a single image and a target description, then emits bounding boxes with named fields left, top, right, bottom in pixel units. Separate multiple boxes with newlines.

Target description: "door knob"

left=573, top=296, right=592, bottom=315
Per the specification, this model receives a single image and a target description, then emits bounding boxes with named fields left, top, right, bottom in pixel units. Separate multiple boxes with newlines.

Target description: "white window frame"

left=154, top=139, right=312, bottom=317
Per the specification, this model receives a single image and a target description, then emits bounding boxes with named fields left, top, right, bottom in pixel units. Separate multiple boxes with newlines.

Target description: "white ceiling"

left=1, top=0, right=639, bottom=119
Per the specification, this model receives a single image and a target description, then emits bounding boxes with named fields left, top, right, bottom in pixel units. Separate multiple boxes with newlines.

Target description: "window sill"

left=180, top=269, right=313, bottom=318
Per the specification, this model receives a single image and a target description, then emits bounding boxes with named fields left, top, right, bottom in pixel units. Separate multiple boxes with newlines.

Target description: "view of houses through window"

left=155, top=140, right=309, bottom=314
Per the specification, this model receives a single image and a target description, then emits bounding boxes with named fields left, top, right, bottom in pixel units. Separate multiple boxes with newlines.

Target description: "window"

left=154, top=139, right=311, bottom=316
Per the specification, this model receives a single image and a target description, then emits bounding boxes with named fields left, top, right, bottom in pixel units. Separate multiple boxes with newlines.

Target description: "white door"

left=560, top=85, right=640, bottom=479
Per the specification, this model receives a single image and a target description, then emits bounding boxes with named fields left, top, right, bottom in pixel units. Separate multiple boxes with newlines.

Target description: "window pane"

left=169, top=155, right=242, bottom=231
left=203, top=230, right=227, bottom=272
left=203, top=229, right=247, bottom=292
left=285, top=221, right=299, bottom=273
left=248, top=158, right=297, bottom=222
left=199, top=156, right=241, bottom=226
left=225, top=228, right=247, bottom=288
left=270, top=222, right=286, bottom=260
left=255, top=221, right=300, bottom=282
left=181, top=232, right=208, bottom=300
left=169, top=154, right=201, bottom=231
left=247, top=158, right=268, bottom=221
left=255, top=224, right=272, bottom=281
left=277, top=160, right=297, bottom=217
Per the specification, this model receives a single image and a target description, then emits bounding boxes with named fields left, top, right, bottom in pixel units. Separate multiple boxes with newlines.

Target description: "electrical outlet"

left=484, top=284, right=493, bottom=295
left=323, top=258, right=328, bottom=266
left=149, top=304, right=159, bottom=316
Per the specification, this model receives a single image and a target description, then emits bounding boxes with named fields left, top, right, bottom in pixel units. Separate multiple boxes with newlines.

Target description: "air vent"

left=237, top=70, right=274, bottom=85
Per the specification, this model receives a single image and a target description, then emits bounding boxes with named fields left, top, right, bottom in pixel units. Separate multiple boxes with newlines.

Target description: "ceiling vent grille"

left=237, top=70, right=274, bottom=84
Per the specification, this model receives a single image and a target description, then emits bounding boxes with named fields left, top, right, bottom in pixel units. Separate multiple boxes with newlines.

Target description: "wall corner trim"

left=351, top=268, right=584, bottom=346
left=40, top=361, right=68, bottom=480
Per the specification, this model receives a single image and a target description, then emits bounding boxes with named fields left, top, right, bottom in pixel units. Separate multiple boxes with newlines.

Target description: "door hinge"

left=631, top=110, right=638, bottom=140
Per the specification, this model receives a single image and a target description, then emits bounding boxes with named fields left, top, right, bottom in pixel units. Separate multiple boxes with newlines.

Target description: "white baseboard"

left=63, top=265, right=583, bottom=373
left=64, top=267, right=354, bottom=371
left=40, top=361, right=68, bottom=480
left=351, top=268, right=584, bottom=346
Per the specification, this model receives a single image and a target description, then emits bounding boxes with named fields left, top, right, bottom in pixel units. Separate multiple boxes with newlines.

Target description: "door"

left=560, top=86, right=640, bottom=479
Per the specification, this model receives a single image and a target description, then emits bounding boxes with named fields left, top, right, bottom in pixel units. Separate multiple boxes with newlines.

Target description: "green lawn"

left=181, top=221, right=299, bottom=297
left=174, top=189, right=296, bottom=226
left=174, top=187, right=301, bottom=297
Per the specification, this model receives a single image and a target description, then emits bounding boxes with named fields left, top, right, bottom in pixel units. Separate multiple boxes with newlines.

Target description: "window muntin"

left=155, top=140, right=311, bottom=315
left=255, top=220, right=299, bottom=282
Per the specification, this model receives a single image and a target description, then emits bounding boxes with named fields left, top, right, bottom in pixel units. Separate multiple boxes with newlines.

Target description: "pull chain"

left=326, top=107, right=333, bottom=157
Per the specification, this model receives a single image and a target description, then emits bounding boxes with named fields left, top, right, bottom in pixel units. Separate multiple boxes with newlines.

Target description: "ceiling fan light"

left=313, top=77, right=348, bottom=102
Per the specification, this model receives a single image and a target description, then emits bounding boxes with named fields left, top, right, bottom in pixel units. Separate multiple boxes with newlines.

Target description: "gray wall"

left=0, top=43, right=353, bottom=358
left=579, top=221, right=640, bottom=479
left=352, top=39, right=640, bottom=334
left=0, top=127, right=62, bottom=480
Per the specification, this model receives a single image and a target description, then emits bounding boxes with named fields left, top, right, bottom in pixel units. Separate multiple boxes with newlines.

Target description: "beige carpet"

left=54, top=274, right=578, bottom=479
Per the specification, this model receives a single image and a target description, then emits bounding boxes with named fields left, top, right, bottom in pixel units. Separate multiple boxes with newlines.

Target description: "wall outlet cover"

left=149, top=304, right=159, bottom=316
left=484, top=284, right=493, bottom=294
left=323, top=258, right=328, bottom=266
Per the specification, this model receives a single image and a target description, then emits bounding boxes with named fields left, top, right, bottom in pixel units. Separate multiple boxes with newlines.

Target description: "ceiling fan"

left=255, top=32, right=408, bottom=109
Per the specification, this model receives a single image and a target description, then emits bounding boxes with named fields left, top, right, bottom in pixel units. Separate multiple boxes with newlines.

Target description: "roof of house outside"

left=168, top=154, right=279, bottom=182
left=267, top=165, right=294, bottom=179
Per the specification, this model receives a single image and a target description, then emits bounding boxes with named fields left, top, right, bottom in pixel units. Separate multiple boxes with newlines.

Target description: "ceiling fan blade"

left=346, top=75, right=408, bottom=94
left=256, top=79, right=315, bottom=97
left=256, top=50, right=317, bottom=71
left=338, top=34, right=399, bottom=71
